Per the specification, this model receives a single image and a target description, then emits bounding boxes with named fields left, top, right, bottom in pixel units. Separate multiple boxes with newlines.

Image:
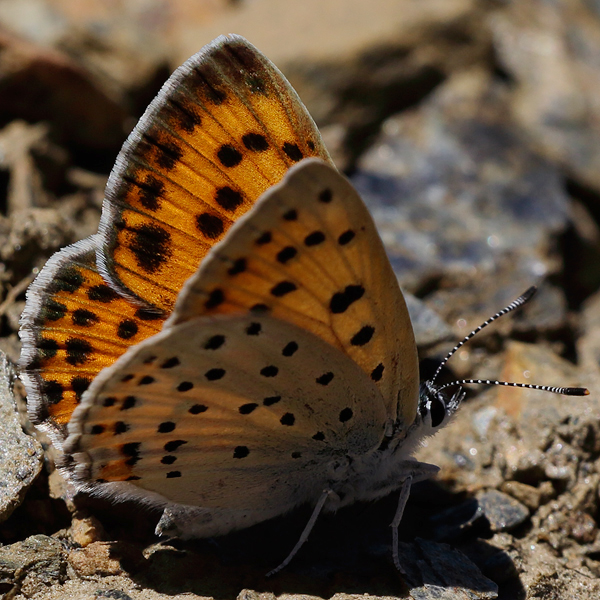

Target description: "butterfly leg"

left=267, top=488, right=337, bottom=577
left=390, top=461, right=440, bottom=572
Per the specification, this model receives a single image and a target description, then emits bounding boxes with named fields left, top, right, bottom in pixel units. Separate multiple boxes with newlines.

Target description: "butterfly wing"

left=19, top=236, right=164, bottom=442
left=20, top=34, right=331, bottom=440
left=98, top=34, right=332, bottom=313
left=65, top=313, right=387, bottom=521
left=168, top=159, right=419, bottom=425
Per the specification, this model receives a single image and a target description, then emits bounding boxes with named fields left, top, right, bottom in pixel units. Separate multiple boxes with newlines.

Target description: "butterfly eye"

left=429, top=396, right=447, bottom=428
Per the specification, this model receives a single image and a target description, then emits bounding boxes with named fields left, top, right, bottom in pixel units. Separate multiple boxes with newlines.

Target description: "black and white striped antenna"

left=430, top=286, right=589, bottom=397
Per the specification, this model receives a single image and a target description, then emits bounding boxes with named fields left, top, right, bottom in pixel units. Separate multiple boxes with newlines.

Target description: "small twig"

left=0, top=274, right=35, bottom=317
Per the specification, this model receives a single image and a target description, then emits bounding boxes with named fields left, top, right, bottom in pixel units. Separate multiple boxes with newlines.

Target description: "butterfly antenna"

left=437, top=379, right=589, bottom=396
left=429, top=286, right=538, bottom=386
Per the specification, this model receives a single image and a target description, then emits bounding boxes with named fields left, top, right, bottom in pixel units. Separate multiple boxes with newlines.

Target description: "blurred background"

left=0, top=1, right=599, bottom=598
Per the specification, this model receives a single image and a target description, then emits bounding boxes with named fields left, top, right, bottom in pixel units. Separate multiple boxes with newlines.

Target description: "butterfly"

left=18, top=34, right=588, bottom=575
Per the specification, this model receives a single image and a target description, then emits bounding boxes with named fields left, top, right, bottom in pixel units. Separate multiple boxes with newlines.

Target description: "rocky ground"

left=0, top=1, right=599, bottom=599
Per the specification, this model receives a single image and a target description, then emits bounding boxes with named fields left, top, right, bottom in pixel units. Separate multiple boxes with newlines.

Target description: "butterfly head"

left=416, top=380, right=464, bottom=437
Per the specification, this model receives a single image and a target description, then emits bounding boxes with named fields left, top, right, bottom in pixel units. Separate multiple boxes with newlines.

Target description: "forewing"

left=98, top=34, right=331, bottom=313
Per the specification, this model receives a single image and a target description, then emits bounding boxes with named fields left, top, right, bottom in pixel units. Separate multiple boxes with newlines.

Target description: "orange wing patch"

left=20, top=237, right=164, bottom=440
left=99, top=34, right=332, bottom=313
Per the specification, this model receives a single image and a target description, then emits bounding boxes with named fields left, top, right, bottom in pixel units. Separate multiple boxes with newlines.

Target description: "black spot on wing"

left=117, top=319, right=138, bottom=339
left=351, top=326, right=375, bottom=346
left=255, top=231, right=272, bottom=245
left=242, top=133, right=269, bottom=152
left=38, top=338, right=59, bottom=360
left=114, top=421, right=129, bottom=434
left=280, top=413, right=295, bottom=426
left=161, top=357, right=180, bottom=369
left=71, top=376, right=91, bottom=401
left=339, top=408, right=353, bottom=422
left=205, top=289, right=225, bottom=309
left=196, top=213, right=224, bottom=240
left=217, top=144, right=243, bottom=167
left=263, top=396, right=281, bottom=406
left=260, top=365, right=278, bottom=377
left=158, top=421, right=176, bottom=433
left=121, top=442, right=141, bottom=465
left=72, top=309, right=99, bottom=327
left=164, top=440, right=187, bottom=451
left=270, top=281, right=297, bottom=297
left=316, top=372, right=334, bottom=386
left=43, top=380, right=64, bottom=404
left=246, top=322, right=261, bottom=335
left=282, top=142, right=303, bottom=162
left=215, top=187, right=244, bottom=212
left=205, top=368, right=225, bottom=381
left=338, top=230, right=355, bottom=245
left=282, top=341, right=298, bottom=356
left=319, top=188, right=332, bottom=203
left=330, top=285, right=365, bottom=314
left=228, top=258, right=246, bottom=275
left=65, top=338, right=93, bottom=365
left=121, top=396, right=137, bottom=410
left=371, top=363, right=384, bottom=381
left=204, top=335, right=225, bottom=350
left=304, top=231, right=325, bottom=246
left=250, top=303, right=269, bottom=313
left=130, top=174, right=164, bottom=211
left=55, top=266, right=84, bottom=293
left=233, top=445, right=249, bottom=459
left=88, top=284, right=118, bottom=303
left=42, top=299, right=67, bottom=321
left=276, top=246, right=297, bottom=263
left=128, top=223, right=172, bottom=273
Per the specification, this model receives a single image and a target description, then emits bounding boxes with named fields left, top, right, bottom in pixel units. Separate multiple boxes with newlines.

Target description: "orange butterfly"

left=19, top=34, right=587, bottom=575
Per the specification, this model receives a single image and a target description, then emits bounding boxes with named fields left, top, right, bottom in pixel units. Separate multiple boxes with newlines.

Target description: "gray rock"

left=398, top=539, right=498, bottom=599
left=0, top=350, right=43, bottom=523
left=477, top=490, right=530, bottom=532
left=404, top=292, right=454, bottom=348
left=354, top=70, right=572, bottom=332
left=491, top=1, right=600, bottom=193
left=0, top=534, right=65, bottom=598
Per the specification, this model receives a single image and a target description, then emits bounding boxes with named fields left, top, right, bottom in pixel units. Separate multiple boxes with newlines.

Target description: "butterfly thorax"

left=323, top=383, right=463, bottom=510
